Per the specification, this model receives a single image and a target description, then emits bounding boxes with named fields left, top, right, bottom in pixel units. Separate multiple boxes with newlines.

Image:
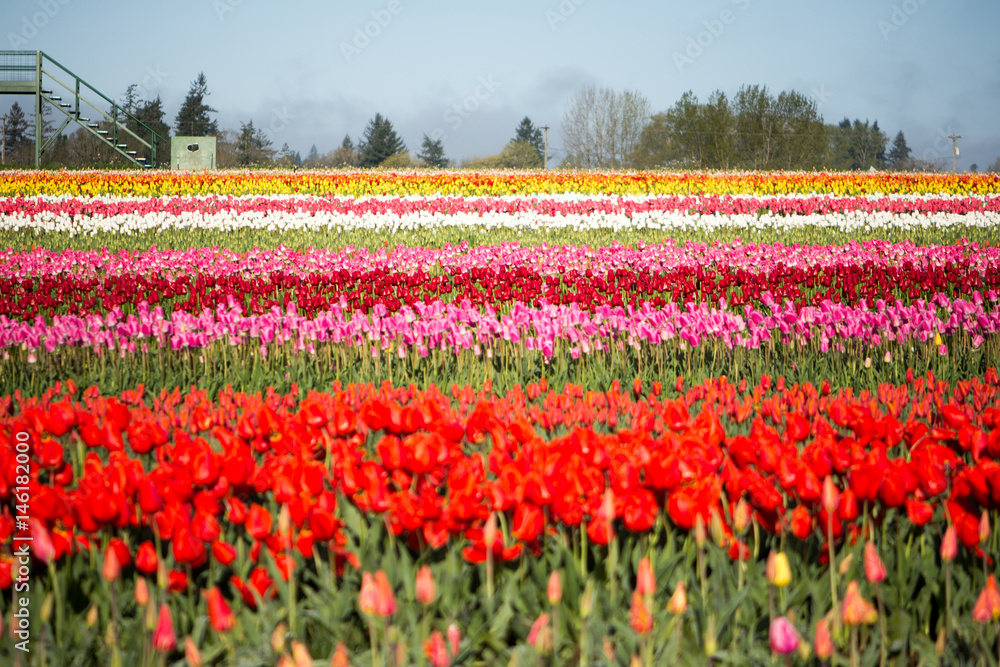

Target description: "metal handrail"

left=1, top=50, right=166, bottom=167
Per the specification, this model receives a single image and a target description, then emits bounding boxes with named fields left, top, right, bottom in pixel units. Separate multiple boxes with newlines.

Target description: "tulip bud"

left=484, top=512, right=499, bottom=550
left=733, top=498, right=752, bottom=534
left=667, top=581, right=687, bottom=615
left=842, top=580, right=878, bottom=626
left=630, top=655, right=643, bottom=667
left=636, top=557, right=655, bottom=598
left=703, top=615, right=718, bottom=656
left=813, top=617, right=834, bottom=660
left=415, top=565, right=436, bottom=606
left=768, top=552, right=792, bottom=588
left=103, top=546, right=121, bottom=583
left=277, top=656, right=294, bottom=667
left=580, top=579, right=595, bottom=619
left=864, top=542, right=887, bottom=584
left=838, top=552, right=854, bottom=576
left=769, top=616, right=800, bottom=655
left=271, top=622, right=287, bottom=654
left=971, top=575, right=1000, bottom=623
left=447, top=622, right=461, bottom=657
left=628, top=593, right=652, bottom=635
left=547, top=570, right=562, bottom=605
left=710, top=511, right=727, bottom=547
left=694, top=515, right=707, bottom=547
left=291, top=640, right=312, bottom=667
left=332, top=643, right=350, bottom=667
left=145, top=598, right=157, bottom=630
left=603, top=637, right=615, bottom=663
left=85, top=603, right=99, bottom=628
left=40, top=593, right=53, bottom=624
left=185, top=636, right=204, bottom=667
left=979, top=511, right=990, bottom=545
left=935, top=627, right=946, bottom=655
left=527, top=613, right=552, bottom=653
left=153, top=603, right=177, bottom=653
left=941, top=525, right=958, bottom=562
left=134, top=577, right=150, bottom=607
left=821, top=476, right=840, bottom=515
left=374, top=570, right=397, bottom=617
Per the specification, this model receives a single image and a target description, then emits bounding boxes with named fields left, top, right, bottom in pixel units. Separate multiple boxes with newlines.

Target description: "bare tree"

left=561, top=85, right=650, bottom=169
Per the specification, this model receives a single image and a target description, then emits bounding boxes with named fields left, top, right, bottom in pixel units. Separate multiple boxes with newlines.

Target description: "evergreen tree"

left=329, top=134, right=358, bottom=167
left=130, top=97, right=169, bottom=165
left=499, top=140, right=542, bottom=169
left=3, top=101, right=29, bottom=156
left=828, top=118, right=888, bottom=170
left=304, top=144, right=320, bottom=167
left=276, top=142, right=299, bottom=168
left=358, top=114, right=406, bottom=168
left=236, top=120, right=274, bottom=166
left=512, top=117, right=544, bottom=161
left=417, top=134, right=448, bottom=168
left=886, top=131, right=912, bottom=171
left=988, top=156, right=1000, bottom=173
left=175, top=73, right=219, bottom=137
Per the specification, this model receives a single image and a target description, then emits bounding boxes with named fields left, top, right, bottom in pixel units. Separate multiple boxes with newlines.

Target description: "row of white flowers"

left=3, top=209, right=1000, bottom=236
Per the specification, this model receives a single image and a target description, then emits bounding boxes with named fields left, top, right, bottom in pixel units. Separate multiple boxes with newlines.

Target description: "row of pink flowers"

left=5, top=193, right=999, bottom=219
left=3, top=239, right=998, bottom=281
left=2, top=292, right=996, bottom=359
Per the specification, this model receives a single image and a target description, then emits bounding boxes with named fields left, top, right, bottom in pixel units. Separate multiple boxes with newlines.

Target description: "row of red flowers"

left=4, top=258, right=999, bottom=321
left=2, top=370, right=999, bottom=595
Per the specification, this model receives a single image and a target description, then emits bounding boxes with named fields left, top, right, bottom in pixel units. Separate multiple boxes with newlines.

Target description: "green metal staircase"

left=0, top=50, right=165, bottom=168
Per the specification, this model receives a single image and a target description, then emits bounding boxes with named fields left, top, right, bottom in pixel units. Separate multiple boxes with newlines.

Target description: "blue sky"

left=4, top=0, right=999, bottom=169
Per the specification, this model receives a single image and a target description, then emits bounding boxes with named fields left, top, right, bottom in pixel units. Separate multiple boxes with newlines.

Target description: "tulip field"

left=2, top=169, right=1000, bottom=667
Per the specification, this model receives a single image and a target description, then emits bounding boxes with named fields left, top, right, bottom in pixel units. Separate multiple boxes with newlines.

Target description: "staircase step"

left=78, top=117, right=89, bottom=122
left=126, top=151, right=138, bottom=156
left=41, top=89, right=52, bottom=94
left=87, top=123, right=99, bottom=128
left=97, top=130, right=108, bottom=135
left=116, top=144, right=128, bottom=149
left=59, top=103, right=71, bottom=109
left=49, top=96, right=62, bottom=101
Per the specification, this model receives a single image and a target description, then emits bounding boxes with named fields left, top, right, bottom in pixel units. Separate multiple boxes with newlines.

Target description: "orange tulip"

left=841, top=581, right=877, bottom=626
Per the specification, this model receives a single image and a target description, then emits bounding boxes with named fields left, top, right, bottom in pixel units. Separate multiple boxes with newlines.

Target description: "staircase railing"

left=0, top=50, right=167, bottom=168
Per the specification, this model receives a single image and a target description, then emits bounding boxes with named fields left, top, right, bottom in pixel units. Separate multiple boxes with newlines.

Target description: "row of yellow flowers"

left=2, top=169, right=999, bottom=198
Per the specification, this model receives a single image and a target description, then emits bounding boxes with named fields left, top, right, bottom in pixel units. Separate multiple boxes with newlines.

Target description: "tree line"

left=4, top=74, right=998, bottom=172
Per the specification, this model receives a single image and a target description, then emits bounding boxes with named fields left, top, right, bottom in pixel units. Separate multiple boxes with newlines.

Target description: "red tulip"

left=864, top=542, right=887, bottom=584
left=940, top=525, right=958, bottom=562
left=30, top=519, right=56, bottom=564
left=842, top=581, right=877, bottom=626
left=547, top=570, right=562, bottom=605
left=204, top=587, right=235, bottom=633
left=629, top=592, right=653, bottom=635
left=636, top=557, right=655, bottom=597
left=136, top=544, right=159, bottom=577
left=152, top=603, right=176, bottom=652
left=415, top=565, right=436, bottom=606
left=972, top=575, right=1000, bottom=623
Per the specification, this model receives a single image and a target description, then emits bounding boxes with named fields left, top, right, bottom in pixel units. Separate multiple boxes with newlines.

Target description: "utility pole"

left=542, top=125, right=549, bottom=170
left=1, top=114, right=6, bottom=165
left=947, top=134, right=963, bottom=173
